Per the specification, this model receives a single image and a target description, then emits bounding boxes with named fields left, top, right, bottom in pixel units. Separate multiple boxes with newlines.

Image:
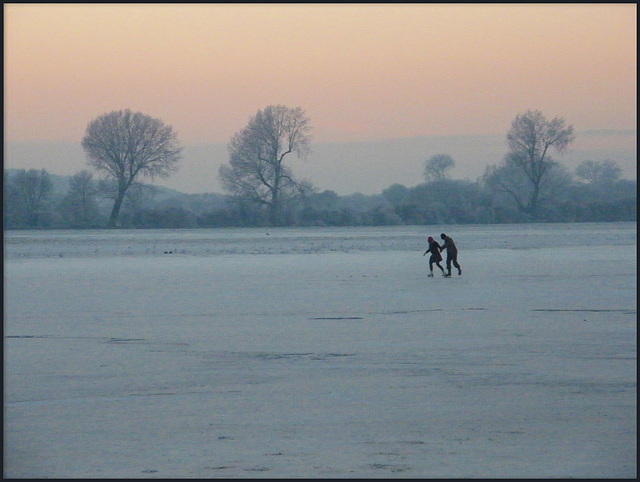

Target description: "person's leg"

left=446, top=255, right=452, bottom=276
left=428, top=258, right=435, bottom=276
left=452, top=255, right=461, bottom=275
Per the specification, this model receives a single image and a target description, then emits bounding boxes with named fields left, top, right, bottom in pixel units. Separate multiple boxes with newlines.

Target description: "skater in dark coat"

left=423, top=236, right=446, bottom=277
left=440, top=233, right=462, bottom=277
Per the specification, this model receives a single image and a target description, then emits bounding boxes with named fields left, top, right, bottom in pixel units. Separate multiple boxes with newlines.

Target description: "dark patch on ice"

left=7, top=335, right=115, bottom=341
left=253, top=352, right=312, bottom=360
left=106, top=337, right=146, bottom=344
left=533, top=309, right=635, bottom=314
left=379, top=309, right=443, bottom=315
left=369, top=463, right=411, bottom=473
left=560, top=381, right=636, bottom=394
left=310, top=353, right=355, bottom=360
left=309, top=316, right=363, bottom=320
left=251, top=352, right=355, bottom=361
left=244, top=466, right=270, bottom=472
left=131, top=392, right=177, bottom=397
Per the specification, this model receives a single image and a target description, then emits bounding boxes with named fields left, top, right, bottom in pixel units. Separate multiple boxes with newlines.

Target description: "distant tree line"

left=3, top=107, right=636, bottom=229
left=4, top=163, right=635, bottom=230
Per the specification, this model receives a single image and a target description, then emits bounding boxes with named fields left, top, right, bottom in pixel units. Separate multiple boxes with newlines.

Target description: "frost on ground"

left=3, top=223, right=637, bottom=478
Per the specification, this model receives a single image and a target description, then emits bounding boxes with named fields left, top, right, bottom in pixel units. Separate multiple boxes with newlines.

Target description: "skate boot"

left=428, top=273, right=434, bottom=277
left=443, top=272, right=451, bottom=278
left=458, top=268, right=462, bottom=276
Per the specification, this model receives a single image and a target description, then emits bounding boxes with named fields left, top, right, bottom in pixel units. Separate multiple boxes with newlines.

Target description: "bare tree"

left=484, top=109, right=575, bottom=217
left=3, top=171, right=21, bottom=228
left=424, top=154, right=455, bottom=182
left=81, top=109, right=182, bottom=227
left=575, top=159, right=622, bottom=184
left=483, top=155, right=572, bottom=217
left=219, top=105, right=313, bottom=226
left=382, top=183, right=410, bottom=207
left=59, top=170, right=101, bottom=227
left=11, top=169, right=53, bottom=227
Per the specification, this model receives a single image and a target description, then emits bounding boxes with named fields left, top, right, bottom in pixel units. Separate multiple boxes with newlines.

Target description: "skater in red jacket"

left=423, top=236, right=446, bottom=277
left=440, top=233, right=462, bottom=277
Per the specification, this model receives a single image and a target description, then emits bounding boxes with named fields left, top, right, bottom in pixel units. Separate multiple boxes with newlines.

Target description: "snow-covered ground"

left=4, top=223, right=637, bottom=478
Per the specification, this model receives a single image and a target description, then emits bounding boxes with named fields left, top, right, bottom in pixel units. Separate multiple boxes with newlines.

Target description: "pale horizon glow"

left=4, top=4, right=637, bottom=193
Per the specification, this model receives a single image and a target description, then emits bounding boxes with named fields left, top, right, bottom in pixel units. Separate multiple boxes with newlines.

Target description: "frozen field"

left=4, top=223, right=637, bottom=478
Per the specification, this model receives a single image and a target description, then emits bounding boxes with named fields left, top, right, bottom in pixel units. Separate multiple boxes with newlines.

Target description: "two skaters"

left=423, top=233, right=462, bottom=277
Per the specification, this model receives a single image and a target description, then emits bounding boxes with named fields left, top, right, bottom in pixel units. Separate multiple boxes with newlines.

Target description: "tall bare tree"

left=81, top=109, right=182, bottom=227
left=483, top=109, right=575, bottom=217
left=424, top=154, right=455, bottom=182
left=219, top=105, right=313, bottom=225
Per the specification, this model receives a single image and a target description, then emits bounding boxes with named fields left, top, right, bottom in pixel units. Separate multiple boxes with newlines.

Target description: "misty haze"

left=4, top=130, right=636, bottom=196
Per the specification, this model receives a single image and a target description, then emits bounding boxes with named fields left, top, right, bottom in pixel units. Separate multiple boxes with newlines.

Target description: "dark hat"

left=440, top=233, right=446, bottom=239
left=428, top=236, right=433, bottom=242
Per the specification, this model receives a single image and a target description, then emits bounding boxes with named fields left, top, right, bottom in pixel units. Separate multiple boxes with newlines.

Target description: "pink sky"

left=5, top=4, right=637, bottom=145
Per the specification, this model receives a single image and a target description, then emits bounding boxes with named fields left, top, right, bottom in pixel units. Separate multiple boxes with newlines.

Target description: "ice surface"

left=4, top=223, right=637, bottom=478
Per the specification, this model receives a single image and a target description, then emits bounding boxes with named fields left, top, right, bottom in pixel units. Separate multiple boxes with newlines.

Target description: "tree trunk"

left=108, top=191, right=125, bottom=228
left=268, top=184, right=281, bottom=226
left=269, top=198, right=281, bottom=226
left=528, top=183, right=541, bottom=218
